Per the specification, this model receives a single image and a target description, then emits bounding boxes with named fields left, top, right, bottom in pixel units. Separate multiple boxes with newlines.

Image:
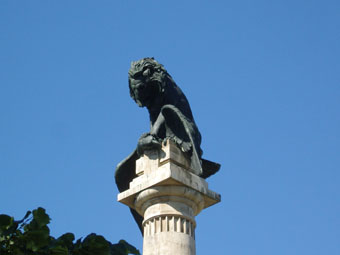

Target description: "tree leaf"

left=110, top=240, right=140, bottom=255
left=49, top=245, right=69, bottom=255
left=118, top=240, right=140, bottom=255
left=0, top=215, right=13, bottom=233
left=16, top=210, right=32, bottom=224
left=56, top=232, right=75, bottom=249
left=24, top=226, right=50, bottom=252
left=1, top=208, right=138, bottom=255
left=79, top=233, right=110, bottom=255
left=32, top=207, right=50, bottom=228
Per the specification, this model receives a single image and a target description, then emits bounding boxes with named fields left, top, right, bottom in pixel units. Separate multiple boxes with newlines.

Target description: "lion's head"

left=128, top=58, right=173, bottom=108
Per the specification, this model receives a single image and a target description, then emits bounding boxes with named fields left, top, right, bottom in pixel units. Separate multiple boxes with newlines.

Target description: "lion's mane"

left=128, top=57, right=202, bottom=158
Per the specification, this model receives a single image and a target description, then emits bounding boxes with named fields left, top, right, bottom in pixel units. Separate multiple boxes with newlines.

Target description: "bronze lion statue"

left=115, top=57, right=220, bottom=234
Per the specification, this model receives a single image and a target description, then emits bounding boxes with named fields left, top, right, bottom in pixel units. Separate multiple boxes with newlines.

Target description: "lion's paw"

left=166, top=136, right=192, bottom=153
left=137, top=133, right=161, bottom=156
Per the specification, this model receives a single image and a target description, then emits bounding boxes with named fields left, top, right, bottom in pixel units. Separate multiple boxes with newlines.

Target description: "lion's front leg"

left=150, top=112, right=165, bottom=137
left=136, top=133, right=162, bottom=156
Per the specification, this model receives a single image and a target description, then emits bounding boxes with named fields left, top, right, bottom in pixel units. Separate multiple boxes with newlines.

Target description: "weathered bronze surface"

left=115, top=58, right=220, bottom=234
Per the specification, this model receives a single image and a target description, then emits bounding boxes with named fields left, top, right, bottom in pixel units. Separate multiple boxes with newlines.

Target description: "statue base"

left=117, top=141, right=221, bottom=255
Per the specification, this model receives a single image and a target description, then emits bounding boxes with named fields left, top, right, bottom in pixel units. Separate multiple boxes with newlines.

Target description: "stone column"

left=118, top=141, right=220, bottom=255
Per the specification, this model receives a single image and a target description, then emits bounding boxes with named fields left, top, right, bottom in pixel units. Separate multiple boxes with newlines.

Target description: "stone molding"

left=117, top=141, right=220, bottom=255
left=135, top=186, right=204, bottom=217
left=143, top=215, right=195, bottom=238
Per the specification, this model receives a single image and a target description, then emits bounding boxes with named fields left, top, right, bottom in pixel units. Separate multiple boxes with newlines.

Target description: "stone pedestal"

left=117, top=141, right=221, bottom=255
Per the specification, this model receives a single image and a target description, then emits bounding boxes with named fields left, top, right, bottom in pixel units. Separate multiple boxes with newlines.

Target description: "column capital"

left=117, top=140, right=220, bottom=211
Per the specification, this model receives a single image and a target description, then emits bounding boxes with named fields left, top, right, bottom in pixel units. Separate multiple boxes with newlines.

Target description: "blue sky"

left=1, top=1, right=339, bottom=254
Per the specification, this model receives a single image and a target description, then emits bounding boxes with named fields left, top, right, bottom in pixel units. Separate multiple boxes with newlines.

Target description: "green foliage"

left=0, top=208, right=140, bottom=255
